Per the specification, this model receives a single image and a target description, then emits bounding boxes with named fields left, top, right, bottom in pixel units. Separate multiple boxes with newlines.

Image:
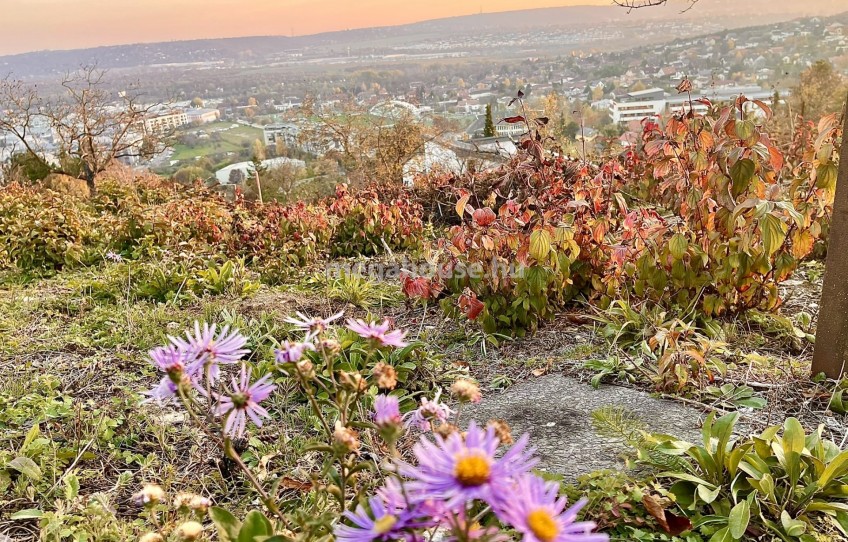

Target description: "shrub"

left=329, top=184, right=424, bottom=257
left=424, top=92, right=837, bottom=334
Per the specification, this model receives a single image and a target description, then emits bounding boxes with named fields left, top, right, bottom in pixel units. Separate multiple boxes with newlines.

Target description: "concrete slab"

left=465, top=374, right=706, bottom=480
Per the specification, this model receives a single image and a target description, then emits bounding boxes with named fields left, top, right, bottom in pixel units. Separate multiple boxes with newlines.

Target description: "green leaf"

left=238, top=510, right=273, bottom=542
left=8, top=456, right=42, bottom=481
left=780, top=510, right=806, bottom=537
left=783, top=417, right=806, bottom=454
left=730, top=159, right=755, bottom=196
left=529, top=229, right=552, bottom=262
left=820, top=450, right=848, bottom=487
left=210, top=506, right=242, bottom=542
left=709, top=526, right=734, bottom=542
left=10, top=508, right=43, bottom=520
left=816, top=163, right=838, bottom=190
left=735, top=120, right=755, bottom=140
left=669, top=233, right=689, bottom=260
left=728, top=501, right=750, bottom=539
left=697, top=483, right=721, bottom=504
left=760, top=213, right=787, bottom=256
left=64, top=472, right=80, bottom=500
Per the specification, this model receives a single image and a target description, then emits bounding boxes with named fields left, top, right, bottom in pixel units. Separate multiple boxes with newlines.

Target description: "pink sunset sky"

left=0, top=0, right=610, bottom=55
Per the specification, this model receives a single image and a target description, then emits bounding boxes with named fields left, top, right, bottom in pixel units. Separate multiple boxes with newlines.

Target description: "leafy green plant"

left=642, top=413, right=848, bottom=540
left=196, top=258, right=261, bottom=297
left=701, top=383, right=767, bottom=410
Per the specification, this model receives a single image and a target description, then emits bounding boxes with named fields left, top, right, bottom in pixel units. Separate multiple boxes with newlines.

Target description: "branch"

left=612, top=0, right=699, bottom=13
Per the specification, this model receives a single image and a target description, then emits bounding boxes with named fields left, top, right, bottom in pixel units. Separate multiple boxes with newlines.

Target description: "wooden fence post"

left=812, top=98, right=848, bottom=379
left=254, top=168, right=264, bottom=204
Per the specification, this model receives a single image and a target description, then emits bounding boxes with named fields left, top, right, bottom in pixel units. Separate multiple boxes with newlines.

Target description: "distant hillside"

left=1, top=0, right=845, bottom=78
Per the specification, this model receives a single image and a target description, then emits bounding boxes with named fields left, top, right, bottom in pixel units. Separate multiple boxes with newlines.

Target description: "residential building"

left=609, top=88, right=666, bottom=124
left=185, top=108, right=220, bottom=124
left=143, top=109, right=188, bottom=134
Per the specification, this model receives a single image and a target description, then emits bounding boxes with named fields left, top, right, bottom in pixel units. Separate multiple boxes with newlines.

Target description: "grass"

left=0, top=267, right=327, bottom=535
left=170, top=122, right=263, bottom=162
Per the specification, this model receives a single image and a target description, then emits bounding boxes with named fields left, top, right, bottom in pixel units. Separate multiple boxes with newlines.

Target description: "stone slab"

left=465, top=375, right=706, bottom=480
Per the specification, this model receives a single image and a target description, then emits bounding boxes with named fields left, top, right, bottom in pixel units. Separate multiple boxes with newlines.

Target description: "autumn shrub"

left=0, top=172, right=427, bottom=276
left=615, top=99, right=836, bottom=316
left=328, top=184, right=424, bottom=257
left=0, top=184, right=103, bottom=270
left=418, top=93, right=837, bottom=333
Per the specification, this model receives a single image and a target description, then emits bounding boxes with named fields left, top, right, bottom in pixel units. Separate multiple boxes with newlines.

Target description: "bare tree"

left=0, top=65, right=169, bottom=193
left=297, top=97, right=451, bottom=186
left=612, top=0, right=699, bottom=12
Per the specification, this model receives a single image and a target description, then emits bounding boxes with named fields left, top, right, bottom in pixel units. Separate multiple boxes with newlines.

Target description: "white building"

left=609, top=86, right=779, bottom=124
left=609, top=88, right=667, bottom=124
left=185, top=108, right=220, bottom=125
left=215, top=157, right=306, bottom=185
left=402, top=137, right=517, bottom=186
left=143, top=109, right=188, bottom=134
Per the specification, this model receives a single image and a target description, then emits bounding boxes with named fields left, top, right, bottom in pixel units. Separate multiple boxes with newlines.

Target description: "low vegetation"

left=0, top=90, right=845, bottom=542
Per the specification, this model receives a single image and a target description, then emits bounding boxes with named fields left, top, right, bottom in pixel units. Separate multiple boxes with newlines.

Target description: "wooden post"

left=812, top=98, right=848, bottom=379
left=254, top=168, right=264, bottom=204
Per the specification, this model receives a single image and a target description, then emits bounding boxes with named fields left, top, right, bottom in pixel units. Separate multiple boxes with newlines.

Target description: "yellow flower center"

left=454, top=453, right=491, bottom=486
left=373, top=515, right=397, bottom=534
left=527, top=509, right=559, bottom=542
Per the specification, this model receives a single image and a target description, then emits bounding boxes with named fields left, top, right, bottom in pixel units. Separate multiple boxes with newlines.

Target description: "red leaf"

left=458, top=292, right=485, bottom=321
left=503, top=116, right=526, bottom=124
left=473, top=208, right=496, bottom=227
left=642, top=494, right=692, bottom=536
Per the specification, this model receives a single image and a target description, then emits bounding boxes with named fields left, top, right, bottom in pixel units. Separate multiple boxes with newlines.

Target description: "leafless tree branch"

left=0, top=64, right=171, bottom=192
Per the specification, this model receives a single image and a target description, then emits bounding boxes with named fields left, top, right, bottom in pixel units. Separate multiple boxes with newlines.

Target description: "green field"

left=170, top=122, right=263, bottom=162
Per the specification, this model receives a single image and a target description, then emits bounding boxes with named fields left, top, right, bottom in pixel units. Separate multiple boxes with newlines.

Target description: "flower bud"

left=139, top=533, right=164, bottom=542
left=132, top=484, right=165, bottom=506
left=295, top=359, right=315, bottom=380
left=333, top=420, right=360, bottom=453
left=434, top=423, right=460, bottom=439
left=174, top=492, right=211, bottom=514
left=372, top=362, right=398, bottom=390
left=189, top=495, right=212, bottom=513
left=339, top=370, right=367, bottom=392
left=451, top=378, right=482, bottom=404
left=318, top=338, right=342, bottom=355
left=487, top=419, right=514, bottom=445
left=177, top=521, right=203, bottom=541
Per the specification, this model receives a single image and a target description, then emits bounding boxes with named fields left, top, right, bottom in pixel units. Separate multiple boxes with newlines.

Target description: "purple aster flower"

left=150, top=344, right=186, bottom=374
left=274, top=340, right=315, bottom=364
left=142, top=377, right=179, bottom=404
left=403, top=398, right=453, bottom=431
left=373, top=395, right=402, bottom=427
left=398, top=422, right=537, bottom=509
left=142, top=345, right=190, bottom=404
left=336, top=478, right=432, bottom=542
left=105, top=250, right=123, bottom=262
left=346, top=319, right=408, bottom=348
left=284, top=311, right=344, bottom=338
left=214, top=365, right=276, bottom=439
left=496, top=475, right=607, bottom=542
left=170, top=322, right=248, bottom=384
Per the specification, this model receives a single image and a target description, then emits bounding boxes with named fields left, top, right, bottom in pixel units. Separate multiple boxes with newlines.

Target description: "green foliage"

left=483, top=103, right=496, bottom=138
left=0, top=175, right=425, bottom=277
left=642, top=413, right=848, bottom=540
left=196, top=258, right=261, bottom=297
left=563, top=470, right=704, bottom=542
left=702, top=383, right=767, bottom=410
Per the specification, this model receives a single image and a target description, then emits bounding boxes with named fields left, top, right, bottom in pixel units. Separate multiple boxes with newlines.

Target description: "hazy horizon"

left=0, top=0, right=620, bottom=56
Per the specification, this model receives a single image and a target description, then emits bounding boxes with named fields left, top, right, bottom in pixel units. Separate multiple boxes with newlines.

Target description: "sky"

left=0, top=0, right=609, bottom=56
